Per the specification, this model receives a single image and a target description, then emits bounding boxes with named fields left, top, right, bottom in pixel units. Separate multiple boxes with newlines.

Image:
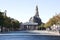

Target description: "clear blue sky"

left=0, top=0, right=60, bottom=23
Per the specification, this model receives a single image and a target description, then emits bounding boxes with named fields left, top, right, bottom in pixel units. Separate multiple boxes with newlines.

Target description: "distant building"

left=20, top=22, right=38, bottom=30
left=51, top=24, right=60, bottom=31
left=51, top=21, right=60, bottom=31
left=20, top=5, right=42, bottom=30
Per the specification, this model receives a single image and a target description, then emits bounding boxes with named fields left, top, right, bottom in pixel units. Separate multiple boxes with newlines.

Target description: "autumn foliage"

left=44, top=14, right=60, bottom=28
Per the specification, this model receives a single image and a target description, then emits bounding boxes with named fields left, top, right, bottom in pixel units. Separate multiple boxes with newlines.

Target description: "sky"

left=0, top=0, right=60, bottom=23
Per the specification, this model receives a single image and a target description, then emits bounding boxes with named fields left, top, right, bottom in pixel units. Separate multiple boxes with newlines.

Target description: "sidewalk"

left=28, top=30, right=60, bottom=36
left=0, top=30, right=60, bottom=36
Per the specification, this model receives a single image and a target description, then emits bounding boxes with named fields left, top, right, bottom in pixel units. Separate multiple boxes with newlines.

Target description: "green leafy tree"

left=11, top=19, right=20, bottom=31
left=0, top=11, right=20, bottom=32
left=0, top=12, right=5, bottom=32
left=38, top=23, right=46, bottom=30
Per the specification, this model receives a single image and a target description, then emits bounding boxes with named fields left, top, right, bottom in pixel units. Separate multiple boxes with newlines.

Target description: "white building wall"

left=51, top=24, right=60, bottom=31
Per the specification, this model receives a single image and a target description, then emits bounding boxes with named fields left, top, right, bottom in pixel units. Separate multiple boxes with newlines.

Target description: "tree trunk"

left=1, top=26, right=3, bottom=32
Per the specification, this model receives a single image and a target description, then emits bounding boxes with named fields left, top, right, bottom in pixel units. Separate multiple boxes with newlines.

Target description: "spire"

left=35, top=5, right=39, bottom=18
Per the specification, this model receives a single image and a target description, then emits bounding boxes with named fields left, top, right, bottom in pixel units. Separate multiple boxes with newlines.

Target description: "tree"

left=44, top=13, right=60, bottom=28
left=0, top=11, right=20, bottom=32
left=38, top=23, right=46, bottom=30
left=0, top=12, right=5, bottom=32
left=11, top=20, right=20, bottom=31
left=3, top=17, right=12, bottom=31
